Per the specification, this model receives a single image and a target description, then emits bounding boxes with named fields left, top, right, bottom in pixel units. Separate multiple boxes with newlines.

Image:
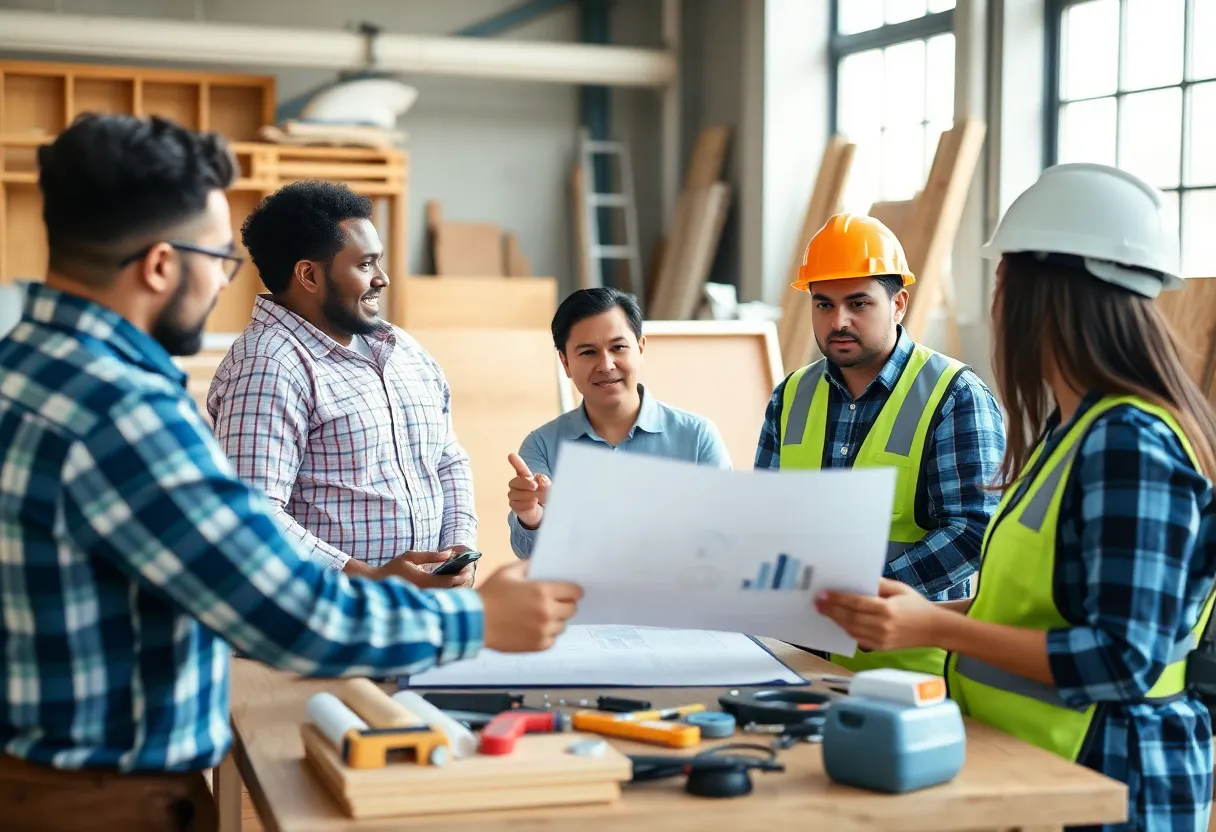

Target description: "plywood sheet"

left=650, top=183, right=732, bottom=320
left=563, top=321, right=783, bottom=472
left=1, top=184, right=44, bottom=281
left=1156, top=276, right=1216, bottom=389
left=778, top=136, right=856, bottom=373
left=867, top=198, right=917, bottom=240
left=434, top=223, right=504, bottom=276
left=206, top=189, right=264, bottom=335
left=683, top=125, right=731, bottom=189
left=389, top=276, right=556, bottom=331
left=409, top=329, right=566, bottom=579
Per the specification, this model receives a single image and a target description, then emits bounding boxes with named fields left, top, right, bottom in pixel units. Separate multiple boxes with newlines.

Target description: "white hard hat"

left=980, top=163, right=1182, bottom=298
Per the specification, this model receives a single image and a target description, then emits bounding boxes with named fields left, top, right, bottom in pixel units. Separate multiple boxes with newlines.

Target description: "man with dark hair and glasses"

left=0, top=113, right=582, bottom=831
left=206, top=180, right=480, bottom=590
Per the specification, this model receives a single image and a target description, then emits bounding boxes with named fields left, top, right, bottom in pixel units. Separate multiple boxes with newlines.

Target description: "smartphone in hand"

left=433, top=550, right=482, bottom=576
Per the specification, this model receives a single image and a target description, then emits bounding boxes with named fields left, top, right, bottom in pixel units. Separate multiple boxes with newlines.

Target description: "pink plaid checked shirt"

left=205, top=296, right=477, bottom=569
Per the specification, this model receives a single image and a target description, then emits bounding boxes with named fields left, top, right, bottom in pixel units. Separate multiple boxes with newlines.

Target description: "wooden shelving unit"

left=0, top=58, right=409, bottom=334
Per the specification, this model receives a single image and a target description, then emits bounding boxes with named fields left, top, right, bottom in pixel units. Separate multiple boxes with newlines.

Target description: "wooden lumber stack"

left=776, top=135, right=857, bottom=374
left=646, top=125, right=733, bottom=320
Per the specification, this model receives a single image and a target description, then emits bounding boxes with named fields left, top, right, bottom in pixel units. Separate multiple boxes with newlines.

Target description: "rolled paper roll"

left=307, top=692, right=368, bottom=749
left=341, top=677, right=423, bottom=728
left=392, top=690, right=478, bottom=759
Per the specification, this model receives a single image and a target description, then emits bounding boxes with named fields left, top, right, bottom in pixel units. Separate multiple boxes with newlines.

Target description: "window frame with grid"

left=1046, top=0, right=1216, bottom=277
left=828, top=2, right=957, bottom=215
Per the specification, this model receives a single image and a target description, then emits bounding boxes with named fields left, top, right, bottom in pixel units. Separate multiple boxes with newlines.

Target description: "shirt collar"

left=21, top=281, right=186, bottom=385
left=251, top=294, right=393, bottom=359
left=567, top=383, right=664, bottom=441
left=825, top=324, right=914, bottom=398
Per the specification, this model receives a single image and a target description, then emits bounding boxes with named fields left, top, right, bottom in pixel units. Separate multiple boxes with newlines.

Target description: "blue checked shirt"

left=0, top=282, right=484, bottom=773
left=1033, top=395, right=1215, bottom=832
left=754, top=327, right=1006, bottom=601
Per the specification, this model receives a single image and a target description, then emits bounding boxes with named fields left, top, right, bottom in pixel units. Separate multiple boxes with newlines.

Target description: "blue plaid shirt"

left=1036, top=395, right=1215, bottom=832
left=0, top=283, right=484, bottom=773
left=755, top=328, right=1006, bottom=601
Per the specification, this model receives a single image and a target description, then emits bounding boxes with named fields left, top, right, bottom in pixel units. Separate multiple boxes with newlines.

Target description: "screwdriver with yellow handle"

left=615, top=703, right=706, bottom=722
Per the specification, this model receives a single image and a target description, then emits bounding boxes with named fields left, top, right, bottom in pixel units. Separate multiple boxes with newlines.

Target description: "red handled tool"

left=478, top=709, right=571, bottom=755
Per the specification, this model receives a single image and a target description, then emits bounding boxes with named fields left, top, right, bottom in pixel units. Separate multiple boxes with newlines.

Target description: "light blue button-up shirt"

left=509, top=384, right=731, bottom=558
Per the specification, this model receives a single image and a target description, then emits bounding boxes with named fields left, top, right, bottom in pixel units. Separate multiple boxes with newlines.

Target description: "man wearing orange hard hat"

left=754, top=212, right=1006, bottom=676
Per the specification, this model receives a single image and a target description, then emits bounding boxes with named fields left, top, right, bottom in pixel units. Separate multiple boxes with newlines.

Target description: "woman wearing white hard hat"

left=817, top=162, right=1216, bottom=832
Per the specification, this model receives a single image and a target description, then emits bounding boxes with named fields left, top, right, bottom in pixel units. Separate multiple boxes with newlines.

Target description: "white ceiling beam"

left=0, top=10, right=677, bottom=88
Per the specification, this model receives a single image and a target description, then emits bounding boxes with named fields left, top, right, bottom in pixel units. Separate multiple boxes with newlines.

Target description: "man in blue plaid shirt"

left=0, top=113, right=582, bottom=830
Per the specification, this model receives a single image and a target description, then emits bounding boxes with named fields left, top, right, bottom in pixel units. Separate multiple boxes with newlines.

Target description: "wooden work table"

left=221, top=642, right=1127, bottom=832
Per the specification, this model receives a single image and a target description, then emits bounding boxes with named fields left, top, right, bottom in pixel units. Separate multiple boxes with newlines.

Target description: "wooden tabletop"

left=227, top=643, right=1127, bottom=832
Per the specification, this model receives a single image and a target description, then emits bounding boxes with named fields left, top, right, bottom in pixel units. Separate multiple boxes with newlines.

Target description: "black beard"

left=151, top=265, right=208, bottom=356
left=322, top=267, right=380, bottom=337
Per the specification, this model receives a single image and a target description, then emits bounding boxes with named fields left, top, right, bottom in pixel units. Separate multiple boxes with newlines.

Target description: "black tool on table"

left=596, top=695, right=652, bottom=713
left=718, top=688, right=834, bottom=748
left=421, top=691, right=524, bottom=714
left=629, top=744, right=784, bottom=798
left=718, top=688, right=832, bottom=725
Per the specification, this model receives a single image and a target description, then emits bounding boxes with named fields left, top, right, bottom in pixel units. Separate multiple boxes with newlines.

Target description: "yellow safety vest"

left=945, top=395, right=1216, bottom=761
left=779, top=342, right=966, bottom=675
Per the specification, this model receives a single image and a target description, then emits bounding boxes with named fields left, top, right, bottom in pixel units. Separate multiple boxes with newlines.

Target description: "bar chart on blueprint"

left=742, top=554, right=814, bottom=592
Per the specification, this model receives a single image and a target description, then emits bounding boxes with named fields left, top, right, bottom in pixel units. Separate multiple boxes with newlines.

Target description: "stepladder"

left=576, top=127, right=644, bottom=299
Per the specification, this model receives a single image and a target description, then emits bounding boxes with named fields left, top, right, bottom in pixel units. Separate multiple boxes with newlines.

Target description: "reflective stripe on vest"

left=945, top=395, right=1216, bottom=761
left=778, top=343, right=966, bottom=677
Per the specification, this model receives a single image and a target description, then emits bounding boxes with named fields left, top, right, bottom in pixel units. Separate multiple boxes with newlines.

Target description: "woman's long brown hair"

left=992, top=252, right=1216, bottom=488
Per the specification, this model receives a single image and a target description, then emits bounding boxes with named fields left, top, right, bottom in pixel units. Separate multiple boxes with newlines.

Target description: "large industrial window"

left=830, top=1, right=957, bottom=215
left=1049, top=0, right=1216, bottom=276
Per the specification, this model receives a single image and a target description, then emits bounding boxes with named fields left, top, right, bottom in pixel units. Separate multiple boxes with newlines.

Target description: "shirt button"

left=840, top=446, right=849, bottom=455
left=849, top=403, right=856, bottom=411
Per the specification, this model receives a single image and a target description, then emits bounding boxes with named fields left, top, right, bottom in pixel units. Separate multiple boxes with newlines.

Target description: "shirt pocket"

left=310, top=374, right=398, bottom=483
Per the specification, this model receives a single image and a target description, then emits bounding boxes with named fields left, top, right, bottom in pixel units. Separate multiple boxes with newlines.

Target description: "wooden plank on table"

left=777, top=135, right=856, bottom=374
left=899, top=118, right=987, bottom=345
left=227, top=649, right=1128, bottom=832
left=433, top=222, right=505, bottom=277
left=662, top=183, right=733, bottom=321
left=301, top=725, right=630, bottom=819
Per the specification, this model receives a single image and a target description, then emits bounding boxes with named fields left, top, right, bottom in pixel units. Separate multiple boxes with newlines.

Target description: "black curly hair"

left=38, top=112, right=236, bottom=284
left=240, top=180, right=374, bottom=293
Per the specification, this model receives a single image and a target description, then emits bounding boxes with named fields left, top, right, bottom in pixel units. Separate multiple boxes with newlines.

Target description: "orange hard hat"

left=792, top=212, right=916, bottom=292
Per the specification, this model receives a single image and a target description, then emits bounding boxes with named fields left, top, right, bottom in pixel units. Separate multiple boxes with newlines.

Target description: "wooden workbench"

left=222, top=643, right=1127, bottom=832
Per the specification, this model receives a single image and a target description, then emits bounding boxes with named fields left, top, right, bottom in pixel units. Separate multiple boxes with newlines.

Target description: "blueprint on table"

left=400, top=625, right=805, bottom=688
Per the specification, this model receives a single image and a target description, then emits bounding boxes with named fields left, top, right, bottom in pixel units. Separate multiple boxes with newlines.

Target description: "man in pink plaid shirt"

left=207, top=181, right=477, bottom=589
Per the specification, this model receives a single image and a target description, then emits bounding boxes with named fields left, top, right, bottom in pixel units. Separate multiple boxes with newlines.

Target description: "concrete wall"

left=0, top=0, right=673, bottom=290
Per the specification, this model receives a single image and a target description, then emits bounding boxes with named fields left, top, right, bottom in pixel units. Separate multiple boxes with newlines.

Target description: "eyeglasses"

left=119, top=241, right=245, bottom=281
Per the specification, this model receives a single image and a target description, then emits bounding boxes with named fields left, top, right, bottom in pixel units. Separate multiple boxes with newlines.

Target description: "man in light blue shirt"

left=508, top=287, right=730, bottom=558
